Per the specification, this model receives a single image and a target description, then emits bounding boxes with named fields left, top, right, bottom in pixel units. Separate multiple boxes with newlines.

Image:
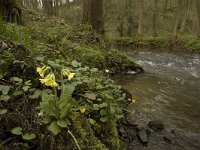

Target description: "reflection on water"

left=114, top=51, right=200, bottom=133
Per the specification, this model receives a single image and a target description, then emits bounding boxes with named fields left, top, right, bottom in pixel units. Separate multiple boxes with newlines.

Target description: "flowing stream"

left=114, top=49, right=200, bottom=135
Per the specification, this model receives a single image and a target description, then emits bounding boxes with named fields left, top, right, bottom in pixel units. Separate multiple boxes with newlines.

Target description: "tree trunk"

left=0, top=0, right=21, bottom=24
left=180, top=0, right=192, bottom=33
left=137, top=0, right=144, bottom=35
left=82, top=0, right=105, bottom=34
left=152, top=0, right=158, bottom=37
left=196, top=0, right=200, bottom=37
left=163, top=0, right=168, bottom=13
left=172, top=0, right=182, bottom=40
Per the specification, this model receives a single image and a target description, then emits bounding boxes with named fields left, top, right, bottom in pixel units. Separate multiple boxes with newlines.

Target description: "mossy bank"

left=114, top=36, right=200, bottom=53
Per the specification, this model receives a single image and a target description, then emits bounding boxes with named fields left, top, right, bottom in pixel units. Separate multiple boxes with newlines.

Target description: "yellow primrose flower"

left=36, top=66, right=51, bottom=78
left=131, top=99, right=136, bottom=103
left=67, top=73, right=75, bottom=80
left=62, top=69, right=75, bottom=80
left=39, top=73, right=58, bottom=87
left=80, top=107, right=86, bottom=114
left=128, top=98, right=136, bottom=103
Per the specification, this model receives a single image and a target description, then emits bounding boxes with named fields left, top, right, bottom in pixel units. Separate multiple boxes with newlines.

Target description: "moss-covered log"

left=0, top=0, right=21, bottom=24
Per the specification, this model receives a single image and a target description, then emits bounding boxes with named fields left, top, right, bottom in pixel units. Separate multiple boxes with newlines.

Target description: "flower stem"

left=61, top=71, right=64, bottom=97
left=68, top=130, right=81, bottom=150
left=53, top=87, right=58, bottom=101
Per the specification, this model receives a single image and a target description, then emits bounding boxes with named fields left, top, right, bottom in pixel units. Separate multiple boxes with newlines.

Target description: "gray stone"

left=137, top=128, right=148, bottom=144
left=127, top=71, right=137, bottom=75
left=163, top=136, right=172, bottom=144
left=148, top=120, right=164, bottom=131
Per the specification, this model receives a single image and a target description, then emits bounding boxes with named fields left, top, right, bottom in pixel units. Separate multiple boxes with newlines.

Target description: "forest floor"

left=0, top=8, right=143, bottom=150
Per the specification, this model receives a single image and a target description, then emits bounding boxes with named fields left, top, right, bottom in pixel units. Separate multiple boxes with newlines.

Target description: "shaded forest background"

left=13, top=0, right=200, bottom=38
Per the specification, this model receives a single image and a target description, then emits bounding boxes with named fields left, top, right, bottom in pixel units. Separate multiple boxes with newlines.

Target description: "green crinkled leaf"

left=22, top=133, right=36, bottom=140
left=0, top=109, right=8, bottom=115
left=11, top=127, right=22, bottom=135
left=100, top=117, right=108, bottom=123
left=48, top=121, right=61, bottom=135
left=61, top=85, right=75, bottom=101
left=0, top=85, right=10, bottom=95
left=57, top=120, right=68, bottom=128
left=40, top=99, right=57, bottom=117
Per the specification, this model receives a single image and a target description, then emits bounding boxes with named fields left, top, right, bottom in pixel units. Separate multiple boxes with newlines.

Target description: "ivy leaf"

left=99, top=102, right=108, bottom=108
left=0, top=109, right=8, bottom=115
left=23, top=86, right=30, bottom=92
left=25, top=80, right=31, bottom=86
left=0, top=85, right=10, bottom=95
left=71, top=60, right=81, bottom=68
left=29, top=90, right=41, bottom=99
left=88, top=118, right=96, bottom=125
left=100, top=109, right=107, bottom=116
left=0, top=95, right=10, bottom=101
left=22, top=133, right=36, bottom=140
left=93, top=104, right=99, bottom=110
left=13, top=91, right=23, bottom=96
left=100, top=117, right=108, bottom=123
left=11, top=127, right=22, bottom=135
left=48, top=121, right=61, bottom=135
left=10, top=77, right=22, bottom=83
left=110, top=106, right=116, bottom=114
left=57, top=120, right=68, bottom=128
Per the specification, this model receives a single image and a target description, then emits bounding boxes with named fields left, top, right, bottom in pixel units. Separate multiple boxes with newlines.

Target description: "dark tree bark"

left=180, top=0, right=192, bottom=33
left=152, top=0, right=159, bottom=37
left=0, top=0, right=22, bottom=24
left=137, top=0, right=144, bottom=35
left=172, top=0, right=182, bottom=40
left=82, top=0, right=105, bottom=34
left=196, top=0, right=200, bottom=37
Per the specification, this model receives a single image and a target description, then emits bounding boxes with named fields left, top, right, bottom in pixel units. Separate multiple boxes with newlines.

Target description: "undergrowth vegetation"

left=0, top=8, right=140, bottom=149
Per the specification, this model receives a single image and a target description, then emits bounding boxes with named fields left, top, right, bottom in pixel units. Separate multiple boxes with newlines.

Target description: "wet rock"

left=163, top=136, right=172, bottom=144
left=137, top=128, right=148, bottom=144
left=127, top=71, right=137, bottom=75
left=148, top=120, right=164, bottom=131
left=146, top=127, right=154, bottom=135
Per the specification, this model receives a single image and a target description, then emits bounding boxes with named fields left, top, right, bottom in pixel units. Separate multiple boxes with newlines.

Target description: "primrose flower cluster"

left=36, top=66, right=75, bottom=87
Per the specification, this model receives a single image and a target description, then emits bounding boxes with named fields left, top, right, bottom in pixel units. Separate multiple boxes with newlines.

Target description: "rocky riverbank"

left=119, top=115, right=200, bottom=150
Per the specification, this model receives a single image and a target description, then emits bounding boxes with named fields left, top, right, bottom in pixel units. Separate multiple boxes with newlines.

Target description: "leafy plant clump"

left=0, top=39, right=132, bottom=149
left=0, top=8, right=140, bottom=149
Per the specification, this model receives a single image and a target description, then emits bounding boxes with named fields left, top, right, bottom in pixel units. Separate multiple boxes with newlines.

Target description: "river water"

left=114, top=50, right=200, bottom=134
